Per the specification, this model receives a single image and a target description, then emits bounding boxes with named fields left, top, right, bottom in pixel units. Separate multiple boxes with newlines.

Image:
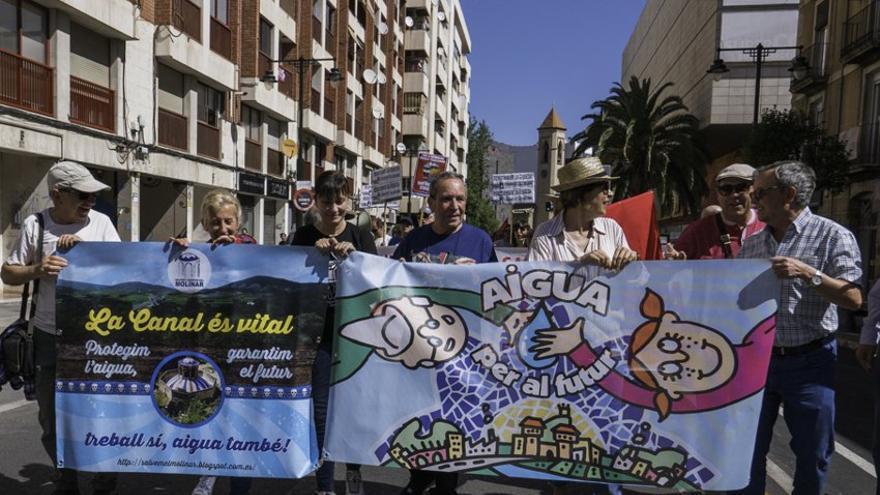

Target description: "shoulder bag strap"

left=26, top=213, right=45, bottom=335
left=714, top=212, right=733, bottom=259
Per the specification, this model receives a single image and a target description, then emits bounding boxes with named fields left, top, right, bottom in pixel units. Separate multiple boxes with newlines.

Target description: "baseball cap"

left=715, top=163, right=756, bottom=183
left=48, top=161, right=110, bottom=193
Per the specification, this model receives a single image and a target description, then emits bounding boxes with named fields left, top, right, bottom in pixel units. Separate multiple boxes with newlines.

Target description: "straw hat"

left=552, top=157, right=618, bottom=192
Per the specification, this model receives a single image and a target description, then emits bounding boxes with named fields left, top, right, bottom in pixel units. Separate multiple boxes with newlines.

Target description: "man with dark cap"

left=2, top=161, right=120, bottom=495
left=666, top=163, right=765, bottom=260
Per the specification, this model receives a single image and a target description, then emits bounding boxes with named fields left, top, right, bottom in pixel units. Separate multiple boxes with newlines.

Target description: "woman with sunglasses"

left=665, top=163, right=765, bottom=260
left=528, top=157, right=637, bottom=270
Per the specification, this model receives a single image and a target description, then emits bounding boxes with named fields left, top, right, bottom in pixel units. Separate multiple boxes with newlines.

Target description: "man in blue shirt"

left=736, top=160, right=863, bottom=495
left=393, top=171, right=495, bottom=495
left=392, top=172, right=497, bottom=265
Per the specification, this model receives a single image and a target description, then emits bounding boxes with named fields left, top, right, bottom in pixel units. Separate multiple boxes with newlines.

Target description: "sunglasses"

left=61, top=188, right=98, bottom=201
left=751, top=185, right=782, bottom=201
left=717, top=183, right=750, bottom=196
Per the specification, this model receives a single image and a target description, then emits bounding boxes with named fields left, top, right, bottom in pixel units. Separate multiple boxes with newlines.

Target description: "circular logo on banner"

left=293, top=188, right=315, bottom=212
left=167, top=248, right=212, bottom=293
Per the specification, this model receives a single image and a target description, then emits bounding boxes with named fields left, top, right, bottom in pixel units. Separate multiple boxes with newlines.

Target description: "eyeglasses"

left=717, top=183, right=750, bottom=196
left=61, top=189, right=97, bottom=201
left=751, top=185, right=782, bottom=201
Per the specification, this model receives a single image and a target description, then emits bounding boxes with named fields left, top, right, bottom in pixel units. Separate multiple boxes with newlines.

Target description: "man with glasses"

left=734, top=160, right=863, bottom=495
left=665, top=163, right=765, bottom=260
left=2, top=161, right=120, bottom=495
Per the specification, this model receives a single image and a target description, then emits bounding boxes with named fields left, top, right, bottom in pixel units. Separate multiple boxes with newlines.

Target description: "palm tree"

left=572, top=76, right=708, bottom=216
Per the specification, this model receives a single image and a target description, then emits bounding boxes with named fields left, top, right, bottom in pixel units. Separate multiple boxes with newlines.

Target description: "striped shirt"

left=738, top=208, right=862, bottom=347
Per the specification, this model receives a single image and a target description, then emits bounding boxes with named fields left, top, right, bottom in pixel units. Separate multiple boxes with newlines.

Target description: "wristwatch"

left=810, top=269, right=824, bottom=287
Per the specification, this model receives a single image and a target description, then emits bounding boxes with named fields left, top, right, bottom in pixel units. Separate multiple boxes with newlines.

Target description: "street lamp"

left=261, top=58, right=343, bottom=185
left=395, top=141, right=428, bottom=216
left=706, top=43, right=805, bottom=124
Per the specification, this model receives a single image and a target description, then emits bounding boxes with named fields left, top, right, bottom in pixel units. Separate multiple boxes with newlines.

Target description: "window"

left=541, top=141, right=549, bottom=164
left=259, top=18, right=272, bottom=56
left=0, top=0, right=48, bottom=64
left=70, top=22, right=110, bottom=87
left=157, top=64, right=185, bottom=113
left=197, top=83, right=224, bottom=126
left=210, top=0, right=228, bottom=24
left=242, top=105, right=262, bottom=142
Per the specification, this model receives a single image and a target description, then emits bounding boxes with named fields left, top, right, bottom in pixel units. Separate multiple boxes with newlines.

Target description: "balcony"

left=70, top=76, right=115, bottom=132
left=404, top=29, right=431, bottom=56
left=403, top=93, right=427, bottom=115
left=267, top=148, right=285, bottom=177
left=404, top=71, right=430, bottom=95
left=210, top=18, right=232, bottom=61
left=197, top=121, right=220, bottom=159
left=0, top=51, right=54, bottom=116
left=158, top=108, right=188, bottom=151
left=245, top=139, right=262, bottom=171
left=172, top=0, right=201, bottom=42
left=843, top=1, right=880, bottom=64
left=156, top=12, right=237, bottom=90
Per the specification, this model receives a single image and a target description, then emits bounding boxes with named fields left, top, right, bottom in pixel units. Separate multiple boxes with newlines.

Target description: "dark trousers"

left=35, top=329, right=117, bottom=492
left=873, top=358, right=880, bottom=495
left=734, top=340, right=837, bottom=495
left=406, top=469, right=458, bottom=494
left=312, top=348, right=359, bottom=492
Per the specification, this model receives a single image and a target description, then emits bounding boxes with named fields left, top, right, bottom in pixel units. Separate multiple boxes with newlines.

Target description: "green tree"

left=572, top=76, right=709, bottom=216
left=465, top=117, right=500, bottom=233
left=743, top=109, right=851, bottom=192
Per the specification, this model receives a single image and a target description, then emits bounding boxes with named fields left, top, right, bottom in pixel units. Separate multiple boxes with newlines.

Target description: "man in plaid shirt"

left=735, top=161, right=863, bottom=495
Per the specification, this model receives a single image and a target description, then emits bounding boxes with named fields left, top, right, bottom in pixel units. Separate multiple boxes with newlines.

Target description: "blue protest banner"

left=326, top=253, right=779, bottom=492
left=55, top=242, right=328, bottom=478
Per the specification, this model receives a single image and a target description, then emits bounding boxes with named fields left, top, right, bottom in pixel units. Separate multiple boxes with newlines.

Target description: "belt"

left=772, top=334, right=835, bottom=357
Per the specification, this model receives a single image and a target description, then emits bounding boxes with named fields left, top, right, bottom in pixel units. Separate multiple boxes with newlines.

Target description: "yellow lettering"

left=128, top=308, right=205, bottom=333
left=236, top=314, right=294, bottom=335
left=85, top=307, right=125, bottom=336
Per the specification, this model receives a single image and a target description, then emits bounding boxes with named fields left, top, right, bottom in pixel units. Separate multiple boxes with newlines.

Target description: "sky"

left=461, top=0, right=647, bottom=146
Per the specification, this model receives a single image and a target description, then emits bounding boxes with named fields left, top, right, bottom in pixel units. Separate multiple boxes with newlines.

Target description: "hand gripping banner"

left=326, top=253, right=780, bottom=492
left=55, top=243, right=328, bottom=478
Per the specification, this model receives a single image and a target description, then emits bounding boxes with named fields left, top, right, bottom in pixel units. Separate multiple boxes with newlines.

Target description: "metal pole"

left=296, top=61, right=306, bottom=227
left=408, top=150, right=413, bottom=216
left=753, top=43, right=763, bottom=125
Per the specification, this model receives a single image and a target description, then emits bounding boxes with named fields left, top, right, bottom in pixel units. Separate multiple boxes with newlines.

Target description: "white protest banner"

left=359, top=184, right=373, bottom=209
left=490, top=172, right=536, bottom=204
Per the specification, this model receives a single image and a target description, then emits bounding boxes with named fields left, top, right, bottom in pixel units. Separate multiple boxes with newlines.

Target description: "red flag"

left=605, top=191, right=662, bottom=260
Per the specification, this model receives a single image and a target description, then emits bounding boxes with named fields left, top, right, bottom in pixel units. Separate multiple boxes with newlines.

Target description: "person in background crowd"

left=279, top=232, right=288, bottom=245
left=857, top=278, right=880, bottom=495
left=665, top=163, right=765, bottom=260
left=513, top=220, right=533, bottom=248
left=493, top=221, right=513, bottom=247
left=528, top=157, right=637, bottom=271
left=420, top=207, right=434, bottom=226
left=371, top=216, right=391, bottom=247
left=526, top=156, right=634, bottom=495
left=389, top=217, right=414, bottom=246
left=393, top=172, right=496, bottom=494
left=1, top=161, right=121, bottom=495
left=292, top=171, right=377, bottom=495
left=175, top=190, right=256, bottom=495
left=735, top=161, right=863, bottom=495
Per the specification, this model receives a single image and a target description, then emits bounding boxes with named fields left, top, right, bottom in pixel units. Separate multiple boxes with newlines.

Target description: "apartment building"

left=398, top=0, right=471, bottom=214
left=789, top=0, right=880, bottom=288
left=0, top=0, right=415, bottom=292
left=622, top=0, right=798, bottom=194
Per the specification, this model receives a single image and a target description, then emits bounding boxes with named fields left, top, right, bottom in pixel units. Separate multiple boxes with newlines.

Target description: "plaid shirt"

left=738, top=208, right=862, bottom=347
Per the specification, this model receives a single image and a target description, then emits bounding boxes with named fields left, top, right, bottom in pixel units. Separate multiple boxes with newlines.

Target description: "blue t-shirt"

left=391, top=224, right=498, bottom=264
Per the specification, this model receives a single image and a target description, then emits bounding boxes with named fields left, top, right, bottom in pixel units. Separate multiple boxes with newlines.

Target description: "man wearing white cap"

left=666, top=163, right=765, bottom=260
left=2, top=161, right=120, bottom=494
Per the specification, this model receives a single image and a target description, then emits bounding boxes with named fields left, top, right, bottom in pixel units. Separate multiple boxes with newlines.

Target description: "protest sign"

left=326, top=254, right=779, bottom=491
left=56, top=243, right=328, bottom=478
left=411, top=153, right=447, bottom=197
left=359, top=184, right=373, bottom=209
left=490, top=173, right=535, bottom=204
left=371, top=166, right=403, bottom=203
